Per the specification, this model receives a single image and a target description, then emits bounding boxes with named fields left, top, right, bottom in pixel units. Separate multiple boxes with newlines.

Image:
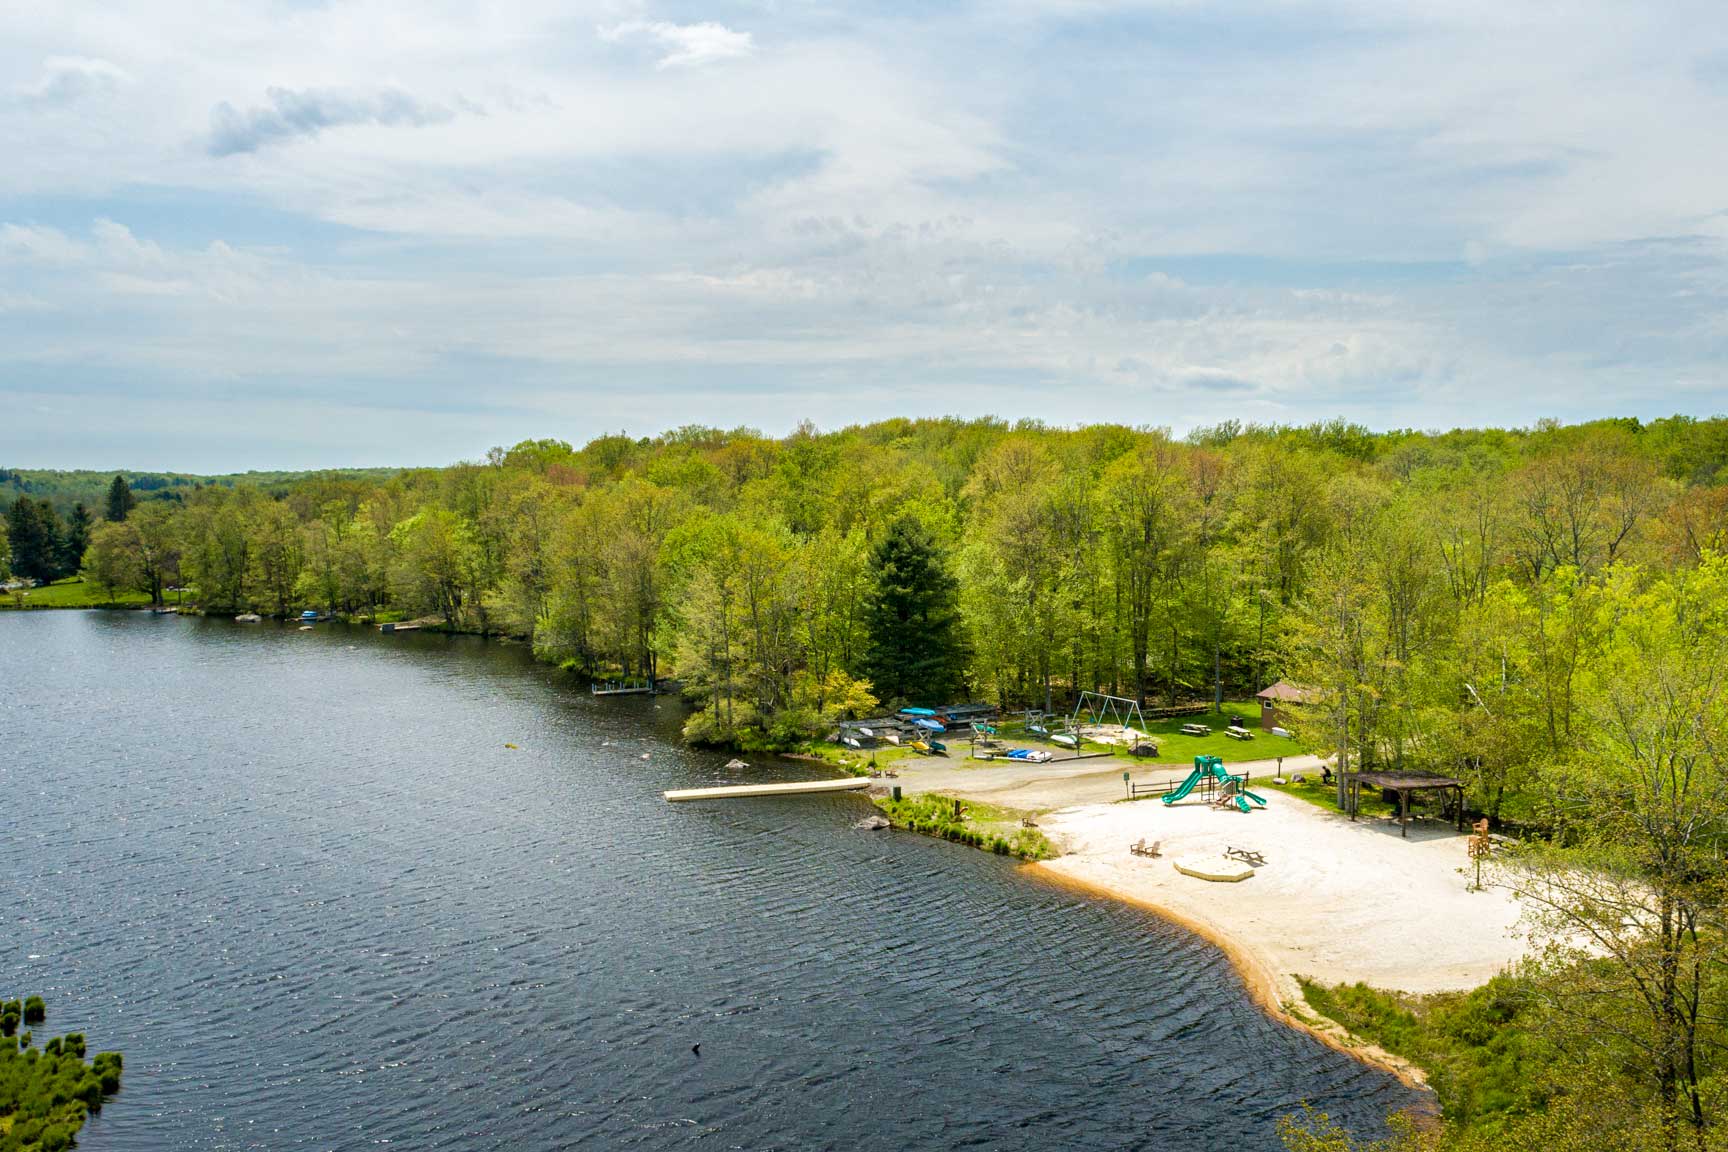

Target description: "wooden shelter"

left=1345, top=771, right=1466, bottom=837
left=1255, top=680, right=1311, bottom=730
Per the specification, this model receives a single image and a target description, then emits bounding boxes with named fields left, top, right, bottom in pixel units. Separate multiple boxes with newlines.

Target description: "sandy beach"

left=888, top=751, right=1533, bottom=1083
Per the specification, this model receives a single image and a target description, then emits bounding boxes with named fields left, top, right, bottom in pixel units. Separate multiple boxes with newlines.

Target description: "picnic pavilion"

left=1345, top=770, right=1467, bottom=837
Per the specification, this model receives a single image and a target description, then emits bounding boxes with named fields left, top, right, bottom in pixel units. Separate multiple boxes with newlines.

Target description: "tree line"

left=6, top=416, right=1727, bottom=756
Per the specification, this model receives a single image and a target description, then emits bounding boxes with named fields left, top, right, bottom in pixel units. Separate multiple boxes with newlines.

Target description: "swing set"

left=1067, top=691, right=1148, bottom=739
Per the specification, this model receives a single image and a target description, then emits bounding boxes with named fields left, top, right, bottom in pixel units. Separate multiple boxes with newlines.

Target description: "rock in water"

left=854, top=814, right=891, bottom=831
left=724, top=758, right=749, bottom=770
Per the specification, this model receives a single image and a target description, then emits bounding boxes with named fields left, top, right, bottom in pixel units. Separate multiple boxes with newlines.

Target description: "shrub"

left=1, top=1010, right=18, bottom=1037
left=23, top=994, right=46, bottom=1023
left=63, top=1032, right=85, bottom=1058
left=44, top=1036, right=63, bottom=1057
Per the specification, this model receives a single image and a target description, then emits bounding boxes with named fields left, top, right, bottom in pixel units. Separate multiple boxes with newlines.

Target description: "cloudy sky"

left=2, top=1, right=1726, bottom=470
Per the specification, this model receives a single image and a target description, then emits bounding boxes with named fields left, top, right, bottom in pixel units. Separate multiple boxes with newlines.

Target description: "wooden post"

left=1400, top=789, right=1409, bottom=838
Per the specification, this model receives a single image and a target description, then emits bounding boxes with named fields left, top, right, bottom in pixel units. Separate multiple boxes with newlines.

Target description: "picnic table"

left=1179, top=723, right=1210, bottom=736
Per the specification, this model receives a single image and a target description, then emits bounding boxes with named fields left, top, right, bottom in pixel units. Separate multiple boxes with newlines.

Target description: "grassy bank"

left=1297, top=976, right=1540, bottom=1135
left=2, top=578, right=156, bottom=610
left=873, top=793, right=1056, bottom=860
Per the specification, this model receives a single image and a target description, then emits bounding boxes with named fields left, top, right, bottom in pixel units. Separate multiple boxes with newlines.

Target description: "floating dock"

left=379, top=621, right=422, bottom=633
left=593, top=683, right=656, bottom=696
left=664, top=778, right=873, bottom=802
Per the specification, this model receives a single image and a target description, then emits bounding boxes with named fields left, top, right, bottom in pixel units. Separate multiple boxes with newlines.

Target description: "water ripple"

left=0, top=612, right=1417, bottom=1150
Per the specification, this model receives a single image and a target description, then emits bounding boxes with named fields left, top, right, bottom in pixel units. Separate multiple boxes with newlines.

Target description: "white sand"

left=1033, top=790, right=1530, bottom=1000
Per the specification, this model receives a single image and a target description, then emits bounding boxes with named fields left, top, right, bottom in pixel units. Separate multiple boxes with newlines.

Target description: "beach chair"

left=1130, top=839, right=1162, bottom=858
left=1225, top=846, right=1266, bottom=866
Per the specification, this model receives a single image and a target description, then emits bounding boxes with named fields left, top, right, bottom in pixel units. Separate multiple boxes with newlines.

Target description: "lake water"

left=0, top=611, right=1417, bottom=1149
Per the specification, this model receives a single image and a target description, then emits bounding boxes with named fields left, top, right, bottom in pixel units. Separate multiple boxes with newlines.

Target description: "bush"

left=44, top=1036, right=63, bottom=1057
left=63, top=1032, right=85, bottom=1058
left=23, top=994, right=46, bottom=1023
left=1, top=1010, right=18, bottom=1037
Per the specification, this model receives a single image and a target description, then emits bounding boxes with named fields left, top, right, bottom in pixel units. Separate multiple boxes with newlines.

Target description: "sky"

left=2, top=0, right=1727, bottom=471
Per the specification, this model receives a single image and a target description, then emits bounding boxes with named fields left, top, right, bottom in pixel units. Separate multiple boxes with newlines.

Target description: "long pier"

left=664, top=778, right=872, bottom=802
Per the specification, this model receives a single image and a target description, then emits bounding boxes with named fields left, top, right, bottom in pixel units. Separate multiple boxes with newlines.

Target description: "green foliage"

left=873, top=793, right=1054, bottom=860
left=4, top=498, right=72, bottom=585
left=103, top=474, right=135, bottom=523
left=863, top=516, right=968, bottom=707
left=1299, top=977, right=1542, bottom=1133
left=0, top=998, right=122, bottom=1151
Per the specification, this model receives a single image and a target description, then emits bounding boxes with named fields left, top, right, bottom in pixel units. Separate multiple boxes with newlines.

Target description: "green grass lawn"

left=998, top=701, right=1308, bottom=765
left=1, top=577, right=157, bottom=610
left=1272, top=774, right=1399, bottom=818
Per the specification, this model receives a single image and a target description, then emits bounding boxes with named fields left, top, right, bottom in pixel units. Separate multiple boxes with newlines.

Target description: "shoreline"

left=872, top=751, right=1533, bottom=1111
left=1026, top=862, right=1435, bottom=1097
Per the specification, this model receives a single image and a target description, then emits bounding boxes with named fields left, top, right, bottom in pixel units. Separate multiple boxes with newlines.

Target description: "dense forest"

left=9, top=412, right=1728, bottom=1148
left=4, top=415, right=1727, bottom=765
left=0, top=467, right=398, bottom=517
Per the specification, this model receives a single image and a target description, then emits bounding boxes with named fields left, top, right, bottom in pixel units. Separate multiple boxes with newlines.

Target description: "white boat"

left=235, top=613, right=261, bottom=623
left=1052, top=733, right=1078, bottom=748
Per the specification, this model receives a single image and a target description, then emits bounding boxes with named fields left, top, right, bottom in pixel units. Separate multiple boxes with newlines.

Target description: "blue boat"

left=913, top=718, right=946, bottom=733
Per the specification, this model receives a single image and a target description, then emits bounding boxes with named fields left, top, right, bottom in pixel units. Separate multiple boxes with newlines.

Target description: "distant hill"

left=0, top=467, right=400, bottom=514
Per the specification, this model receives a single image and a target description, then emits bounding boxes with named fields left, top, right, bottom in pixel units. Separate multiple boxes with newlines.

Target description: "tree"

left=1504, top=557, right=1728, bottom=1150
left=0, top=518, right=9, bottom=583
left=104, top=474, right=135, bottom=523
left=862, top=516, right=968, bottom=706
left=5, top=497, right=65, bottom=583
left=83, top=521, right=144, bottom=601
left=390, top=507, right=477, bottom=627
left=60, top=503, right=93, bottom=576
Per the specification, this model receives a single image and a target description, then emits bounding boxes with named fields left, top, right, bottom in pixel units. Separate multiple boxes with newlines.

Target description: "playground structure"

left=1060, top=691, right=1158, bottom=755
left=1161, top=755, right=1267, bottom=814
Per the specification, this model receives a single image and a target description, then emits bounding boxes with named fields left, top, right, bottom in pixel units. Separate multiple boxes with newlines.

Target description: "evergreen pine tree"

left=862, top=516, right=969, bottom=706
left=5, top=497, right=65, bottom=583
left=104, top=474, right=136, bottom=523
left=61, top=503, right=94, bottom=575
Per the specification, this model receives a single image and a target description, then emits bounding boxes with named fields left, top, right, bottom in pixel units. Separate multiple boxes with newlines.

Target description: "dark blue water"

left=0, top=612, right=1415, bottom=1149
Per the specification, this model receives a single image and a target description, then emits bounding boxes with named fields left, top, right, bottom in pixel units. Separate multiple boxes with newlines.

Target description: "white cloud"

left=14, top=56, right=128, bottom=105
left=208, top=85, right=457, bottom=155
left=598, top=20, right=754, bottom=69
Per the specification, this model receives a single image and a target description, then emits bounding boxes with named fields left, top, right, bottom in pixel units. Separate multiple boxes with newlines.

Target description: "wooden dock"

left=664, top=778, right=872, bottom=802
left=592, top=679, right=658, bottom=696
left=379, top=621, right=422, bottom=633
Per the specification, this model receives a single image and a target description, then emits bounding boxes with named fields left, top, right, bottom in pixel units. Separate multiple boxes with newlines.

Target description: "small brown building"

left=1255, top=680, right=1311, bottom=730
